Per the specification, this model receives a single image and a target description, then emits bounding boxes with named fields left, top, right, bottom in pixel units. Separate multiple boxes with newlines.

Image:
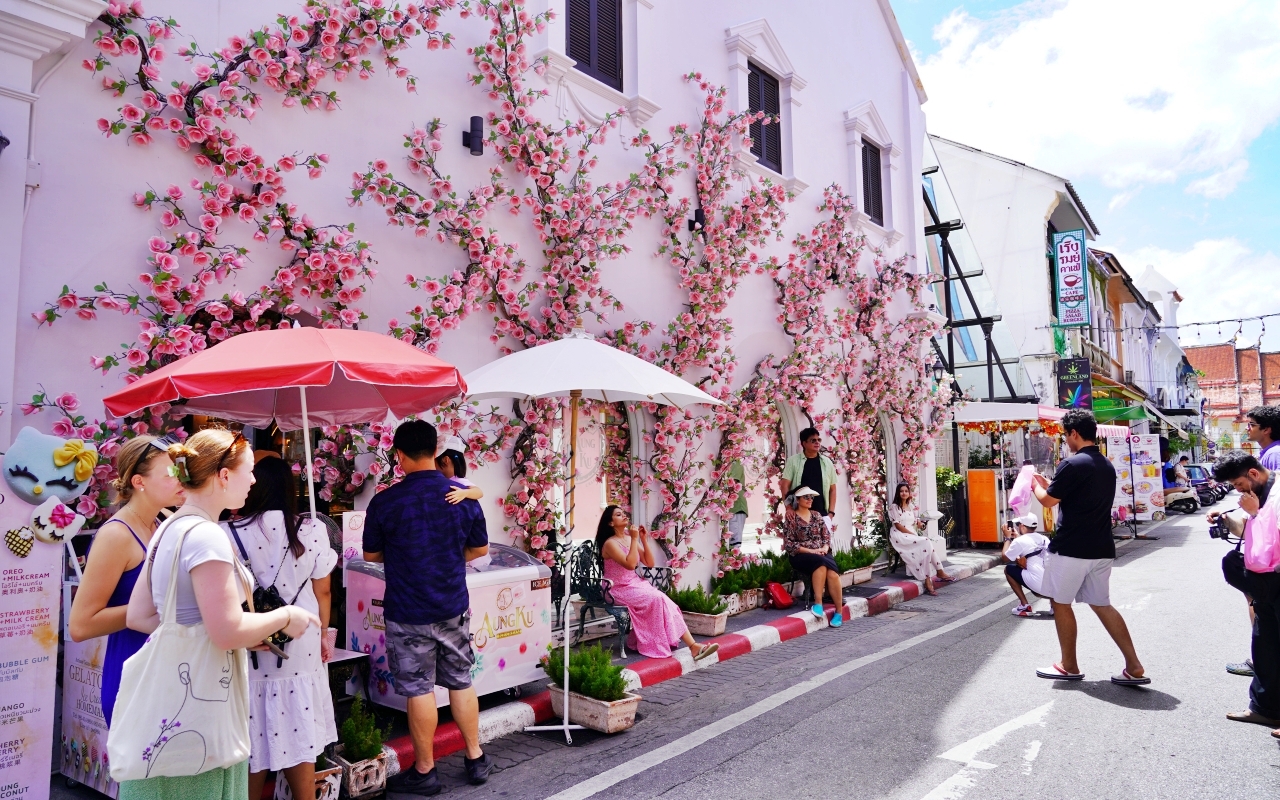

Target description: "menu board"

left=0, top=496, right=62, bottom=800
left=1107, top=434, right=1162, bottom=521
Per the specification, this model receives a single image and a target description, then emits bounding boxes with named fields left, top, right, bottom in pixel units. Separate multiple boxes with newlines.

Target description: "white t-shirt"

left=1005, top=532, right=1050, bottom=595
left=149, top=514, right=243, bottom=626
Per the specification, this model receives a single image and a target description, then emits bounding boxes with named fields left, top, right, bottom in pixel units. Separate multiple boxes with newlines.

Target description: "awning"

left=952, top=402, right=1065, bottom=423
left=1094, top=405, right=1148, bottom=423
left=1091, top=373, right=1146, bottom=402
left=1144, top=402, right=1187, bottom=438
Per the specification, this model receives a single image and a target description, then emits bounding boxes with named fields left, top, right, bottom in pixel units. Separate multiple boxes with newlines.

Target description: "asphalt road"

left=50, top=497, right=1280, bottom=799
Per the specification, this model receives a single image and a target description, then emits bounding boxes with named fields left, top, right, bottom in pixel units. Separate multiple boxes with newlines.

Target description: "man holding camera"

left=1030, top=409, right=1149, bottom=685
left=1211, top=451, right=1280, bottom=737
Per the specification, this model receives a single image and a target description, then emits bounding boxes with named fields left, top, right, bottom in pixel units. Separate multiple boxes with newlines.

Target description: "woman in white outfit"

left=887, top=482, right=953, bottom=595
left=223, top=455, right=337, bottom=800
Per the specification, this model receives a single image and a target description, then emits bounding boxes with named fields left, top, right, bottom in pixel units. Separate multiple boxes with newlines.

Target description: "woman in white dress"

left=887, top=482, right=953, bottom=595
left=223, top=455, right=337, bottom=800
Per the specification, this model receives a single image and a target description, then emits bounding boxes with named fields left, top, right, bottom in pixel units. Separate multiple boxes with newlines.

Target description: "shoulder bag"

left=107, top=512, right=252, bottom=781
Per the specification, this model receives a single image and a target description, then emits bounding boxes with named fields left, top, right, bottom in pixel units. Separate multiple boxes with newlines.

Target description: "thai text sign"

left=1053, top=229, right=1090, bottom=326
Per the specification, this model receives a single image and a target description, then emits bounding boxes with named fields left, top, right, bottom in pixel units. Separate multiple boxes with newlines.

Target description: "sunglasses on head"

left=215, top=432, right=246, bottom=473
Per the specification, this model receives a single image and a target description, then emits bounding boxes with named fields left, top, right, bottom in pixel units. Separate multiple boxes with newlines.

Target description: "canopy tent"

left=952, top=401, right=1127, bottom=438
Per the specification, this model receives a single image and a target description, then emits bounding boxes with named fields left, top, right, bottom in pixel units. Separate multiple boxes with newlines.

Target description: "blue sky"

left=893, top=0, right=1280, bottom=351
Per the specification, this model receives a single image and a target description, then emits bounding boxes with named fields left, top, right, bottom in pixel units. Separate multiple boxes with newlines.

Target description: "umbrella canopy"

left=462, top=330, right=721, bottom=409
left=103, top=327, right=466, bottom=429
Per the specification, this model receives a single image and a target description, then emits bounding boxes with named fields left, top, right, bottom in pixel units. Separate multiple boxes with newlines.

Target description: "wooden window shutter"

left=566, top=0, right=623, bottom=92
left=862, top=140, right=883, bottom=226
left=747, top=62, right=782, bottom=173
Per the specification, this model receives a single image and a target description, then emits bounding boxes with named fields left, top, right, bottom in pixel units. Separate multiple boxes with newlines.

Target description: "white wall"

left=7, top=0, right=927, bottom=587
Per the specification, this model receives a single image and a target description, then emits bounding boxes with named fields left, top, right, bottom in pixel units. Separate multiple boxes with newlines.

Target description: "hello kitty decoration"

left=31, top=496, right=87, bottom=545
left=3, top=427, right=96, bottom=505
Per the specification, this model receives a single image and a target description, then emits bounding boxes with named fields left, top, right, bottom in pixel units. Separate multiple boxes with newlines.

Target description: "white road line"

left=918, top=701, right=1053, bottom=800
left=543, top=596, right=1012, bottom=800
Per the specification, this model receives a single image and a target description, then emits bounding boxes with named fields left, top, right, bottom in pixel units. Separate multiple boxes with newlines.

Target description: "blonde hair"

left=167, top=429, right=250, bottom=489
left=111, top=435, right=166, bottom=504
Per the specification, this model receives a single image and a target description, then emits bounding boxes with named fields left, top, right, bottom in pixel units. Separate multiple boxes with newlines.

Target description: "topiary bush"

left=339, top=696, right=388, bottom=763
left=833, top=545, right=881, bottom=572
left=542, top=643, right=627, bottom=702
left=667, top=585, right=729, bottom=615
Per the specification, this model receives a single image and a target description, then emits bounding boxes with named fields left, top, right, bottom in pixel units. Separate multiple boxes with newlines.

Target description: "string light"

left=1035, top=311, right=1280, bottom=337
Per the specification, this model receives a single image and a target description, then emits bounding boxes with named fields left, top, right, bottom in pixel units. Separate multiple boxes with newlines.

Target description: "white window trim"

left=844, top=100, right=902, bottom=246
left=725, top=19, right=808, bottom=196
left=533, top=0, right=660, bottom=127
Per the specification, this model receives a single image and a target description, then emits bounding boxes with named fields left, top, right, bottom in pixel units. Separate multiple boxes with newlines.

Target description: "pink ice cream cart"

left=345, top=544, right=553, bottom=709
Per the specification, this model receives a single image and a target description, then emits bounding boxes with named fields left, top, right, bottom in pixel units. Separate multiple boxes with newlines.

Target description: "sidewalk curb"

left=380, top=550, right=1003, bottom=771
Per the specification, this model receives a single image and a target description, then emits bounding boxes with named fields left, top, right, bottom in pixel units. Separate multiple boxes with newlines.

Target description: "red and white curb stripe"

left=380, top=551, right=1002, bottom=771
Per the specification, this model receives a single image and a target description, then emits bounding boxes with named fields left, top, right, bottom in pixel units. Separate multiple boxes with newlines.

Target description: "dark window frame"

left=747, top=61, right=782, bottom=174
left=861, top=139, right=884, bottom=226
left=566, top=0, right=623, bottom=92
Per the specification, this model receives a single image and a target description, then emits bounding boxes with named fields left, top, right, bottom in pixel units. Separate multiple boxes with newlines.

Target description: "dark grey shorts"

left=385, top=614, right=475, bottom=697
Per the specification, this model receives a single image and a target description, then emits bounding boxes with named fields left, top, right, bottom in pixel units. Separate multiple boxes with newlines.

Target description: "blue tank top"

left=97, top=520, right=150, bottom=728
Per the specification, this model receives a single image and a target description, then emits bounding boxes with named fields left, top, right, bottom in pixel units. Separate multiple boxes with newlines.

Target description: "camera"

left=1209, top=519, right=1233, bottom=540
left=1209, top=509, right=1246, bottom=542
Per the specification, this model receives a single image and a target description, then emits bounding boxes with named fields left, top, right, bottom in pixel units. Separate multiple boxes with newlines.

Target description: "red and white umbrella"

left=103, top=327, right=466, bottom=518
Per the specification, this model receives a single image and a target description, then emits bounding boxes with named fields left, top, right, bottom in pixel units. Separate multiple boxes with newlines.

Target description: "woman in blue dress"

left=69, top=435, right=186, bottom=725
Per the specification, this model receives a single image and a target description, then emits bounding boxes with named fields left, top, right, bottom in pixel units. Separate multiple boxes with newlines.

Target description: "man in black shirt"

left=1031, top=409, right=1149, bottom=685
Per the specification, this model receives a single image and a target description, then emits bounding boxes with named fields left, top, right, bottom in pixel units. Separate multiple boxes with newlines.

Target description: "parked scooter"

left=1164, top=486, right=1200, bottom=515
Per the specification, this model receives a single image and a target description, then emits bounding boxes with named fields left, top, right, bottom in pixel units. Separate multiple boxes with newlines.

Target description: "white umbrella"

left=463, top=327, right=721, bottom=743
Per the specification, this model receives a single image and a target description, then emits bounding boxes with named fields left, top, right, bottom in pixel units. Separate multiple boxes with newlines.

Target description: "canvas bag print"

left=107, top=514, right=252, bottom=781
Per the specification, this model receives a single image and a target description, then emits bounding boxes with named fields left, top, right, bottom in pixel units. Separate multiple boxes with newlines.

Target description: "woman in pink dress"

left=596, top=505, right=719, bottom=661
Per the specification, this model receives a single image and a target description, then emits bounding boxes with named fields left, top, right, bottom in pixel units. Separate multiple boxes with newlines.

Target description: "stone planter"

left=738, top=589, right=759, bottom=612
left=682, top=610, right=728, bottom=637
left=839, top=570, right=856, bottom=588
left=718, top=593, right=740, bottom=616
left=549, top=688, right=642, bottom=734
left=273, top=765, right=342, bottom=800
left=789, top=579, right=806, bottom=599
left=852, top=565, right=874, bottom=585
left=328, top=745, right=387, bottom=799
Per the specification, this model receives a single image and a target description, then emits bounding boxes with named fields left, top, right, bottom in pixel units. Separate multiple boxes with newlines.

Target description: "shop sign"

left=1053, top=228, right=1090, bottom=326
left=1056, top=357, right=1093, bottom=409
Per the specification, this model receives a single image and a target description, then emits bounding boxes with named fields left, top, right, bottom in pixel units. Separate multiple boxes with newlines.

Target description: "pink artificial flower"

left=76, top=496, right=99, bottom=518
left=55, top=393, right=80, bottom=412
left=52, top=418, right=75, bottom=437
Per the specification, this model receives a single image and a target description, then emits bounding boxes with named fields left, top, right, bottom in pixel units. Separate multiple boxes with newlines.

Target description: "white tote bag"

left=107, top=513, right=252, bottom=781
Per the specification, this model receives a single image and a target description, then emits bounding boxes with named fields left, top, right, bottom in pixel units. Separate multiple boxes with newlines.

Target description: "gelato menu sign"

left=1053, top=229, right=1090, bottom=327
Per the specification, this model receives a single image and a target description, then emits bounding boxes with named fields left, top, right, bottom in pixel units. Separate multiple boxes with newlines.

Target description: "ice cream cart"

left=345, top=544, right=553, bottom=710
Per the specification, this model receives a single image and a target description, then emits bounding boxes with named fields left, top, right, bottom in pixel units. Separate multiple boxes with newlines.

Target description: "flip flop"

left=693, top=643, right=719, bottom=662
left=1111, top=669, right=1151, bottom=686
left=1226, top=709, right=1280, bottom=727
left=1036, top=663, right=1084, bottom=681
left=935, top=576, right=956, bottom=583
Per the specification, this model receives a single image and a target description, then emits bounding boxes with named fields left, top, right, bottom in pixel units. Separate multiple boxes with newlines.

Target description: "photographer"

left=1211, top=450, right=1280, bottom=737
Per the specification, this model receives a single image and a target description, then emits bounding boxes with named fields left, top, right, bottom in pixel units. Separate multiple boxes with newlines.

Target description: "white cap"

left=435, top=435, right=466, bottom=457
left=1016, top=513, right=1040, bottom=529
left=793, top=486, right=820, bottom=498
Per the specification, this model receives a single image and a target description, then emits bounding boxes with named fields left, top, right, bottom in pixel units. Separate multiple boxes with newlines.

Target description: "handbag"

left=765, top=581, right=793, bottom=609
left=107, top=512, right=252, bottom=781
left=227, top=520, right=304, bottom=666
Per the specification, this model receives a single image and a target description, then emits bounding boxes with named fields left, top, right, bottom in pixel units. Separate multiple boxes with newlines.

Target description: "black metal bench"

left=561, top=540, right=674, bottom=657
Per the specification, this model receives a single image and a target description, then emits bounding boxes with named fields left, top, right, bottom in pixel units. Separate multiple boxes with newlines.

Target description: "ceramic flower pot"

left=549, top=689, right=642, bottom=734
left=718, top=593, right=741, bottom=615
left=681, top=610, right=728, bottom=637
left=852, top=565, right=874, bottom=585
left=328, top=745, right=387, bottom=799
left=273, top=765, right=342, bottom=800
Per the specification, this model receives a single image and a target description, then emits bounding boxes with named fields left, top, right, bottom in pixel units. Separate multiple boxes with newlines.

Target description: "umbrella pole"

left=300, top=386, right=318, bottom=523
left=527, top=390, right=584, bottom=743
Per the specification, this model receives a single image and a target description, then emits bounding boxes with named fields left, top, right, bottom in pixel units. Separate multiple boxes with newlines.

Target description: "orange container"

left=967, top=469, right=1000, bottom=543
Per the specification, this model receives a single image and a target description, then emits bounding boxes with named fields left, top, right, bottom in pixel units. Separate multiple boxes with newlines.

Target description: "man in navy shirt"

left=1032, top=409, right=1149, bottom=686
left=364, top=420, right=492, bottom=795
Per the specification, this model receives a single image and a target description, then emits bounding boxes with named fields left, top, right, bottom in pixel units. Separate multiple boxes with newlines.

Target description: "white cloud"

left=919, top=0, right=1280, bottom=197
left=1117, top=238, right=1280, bottom=348
left=1185, top=159, right=1249, bottom=198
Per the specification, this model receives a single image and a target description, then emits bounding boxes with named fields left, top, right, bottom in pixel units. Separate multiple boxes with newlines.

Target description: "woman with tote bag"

left=113, top=430, right=320, bottom=800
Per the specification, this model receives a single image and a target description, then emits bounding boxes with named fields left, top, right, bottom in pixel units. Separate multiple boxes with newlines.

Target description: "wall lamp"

left=461, top=116, right=484, bottom=156
left=687, top=207, right=705, bottom=232
left=932, top=358, right=947, bottom=383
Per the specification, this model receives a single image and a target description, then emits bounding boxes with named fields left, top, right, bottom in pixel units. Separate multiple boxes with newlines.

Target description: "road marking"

left=919, top=702, right=1053, bottom=800
left=1022, top=740, right=1041, bottom=775
left=543, top=596, right=1012, bottom=800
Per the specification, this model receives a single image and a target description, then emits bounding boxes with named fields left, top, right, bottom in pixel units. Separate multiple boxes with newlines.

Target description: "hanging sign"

left=1053, top=229, right=1090, bottom=326
left=1056, top=357, right=1093, bottom=409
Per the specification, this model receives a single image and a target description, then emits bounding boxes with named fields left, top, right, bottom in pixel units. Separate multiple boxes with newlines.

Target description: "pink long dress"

left=602, top=538, right=689, bottom=658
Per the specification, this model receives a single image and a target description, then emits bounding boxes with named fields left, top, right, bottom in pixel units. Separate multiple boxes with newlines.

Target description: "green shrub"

left=542, top=643, right=627, bottom=702
left=667, top=585, right=729, bottom=615
left=833, top=546, right=881, bottom=572
left=710, top=569, right=743, bottom=596
left=759, top=552, right=794, bottom=584
left=339, top=696, right=388, bottom=762
left=936, top=466, right=965, bottom=493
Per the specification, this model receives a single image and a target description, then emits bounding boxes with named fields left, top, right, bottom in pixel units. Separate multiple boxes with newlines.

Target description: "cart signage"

left=1053, top=229, right=1090, bottom=327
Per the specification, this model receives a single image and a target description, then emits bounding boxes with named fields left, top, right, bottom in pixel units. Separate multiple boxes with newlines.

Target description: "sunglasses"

left=215, top=432, right=246, bottom=473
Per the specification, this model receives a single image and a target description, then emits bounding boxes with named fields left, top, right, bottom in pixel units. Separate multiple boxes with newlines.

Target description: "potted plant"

left=329, top=696, right=389, bottom=798
left=835, top=545, right=881, bottom=586
left=273, top=755, right=343, bottom=800
left=667, top=585, right=730, bottom=636
left=711, top=569, right=744, bottom=615
left=543, top=643, right=641, bottom=733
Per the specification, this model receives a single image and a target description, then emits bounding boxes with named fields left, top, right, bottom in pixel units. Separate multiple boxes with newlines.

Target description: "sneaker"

left=830, top=613, right=843, bottom=628
left=1012, top=604, right=1033, bottom=617
left=1227, top=661, right=1256, bottom=677
left=464, top=752, right=493, bottom=785
left=387, top=766, right=441, bottom=797
left=810, top=604, right=824, bottom=619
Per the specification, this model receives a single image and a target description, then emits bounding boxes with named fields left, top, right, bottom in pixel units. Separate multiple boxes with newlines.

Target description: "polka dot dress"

left=887, top=503, right=942, bottom=582
left=221, top=512, right=339, bottom=773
